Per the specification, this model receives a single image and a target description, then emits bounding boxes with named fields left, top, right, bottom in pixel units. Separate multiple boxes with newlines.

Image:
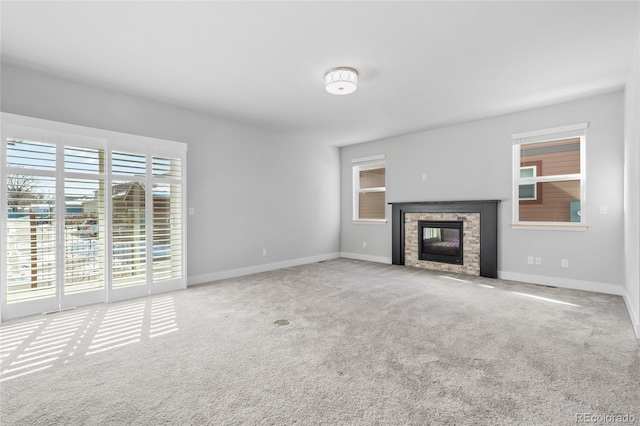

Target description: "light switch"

left=189, top=207, right=195, bottom=216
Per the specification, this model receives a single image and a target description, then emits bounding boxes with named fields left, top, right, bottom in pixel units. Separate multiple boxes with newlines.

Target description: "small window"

left=353, top=155, right=386, bottom=221
left=519, top=166, right=537, bottom=200
left=519, top=163, right=541, bottom=203
left=512, top=123, right=587, bottom=227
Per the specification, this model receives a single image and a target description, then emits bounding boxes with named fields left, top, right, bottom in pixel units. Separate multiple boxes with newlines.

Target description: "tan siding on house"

left=520, top=138, right=581, bottom=222
left=520, top=180, right=580, bottom=222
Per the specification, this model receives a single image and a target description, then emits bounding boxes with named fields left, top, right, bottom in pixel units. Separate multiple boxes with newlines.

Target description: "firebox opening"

left=418, top=220, right=463, bottom=265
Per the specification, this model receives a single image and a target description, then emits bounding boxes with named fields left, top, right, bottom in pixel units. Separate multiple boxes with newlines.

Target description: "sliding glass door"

left=3, top=137, right=58, bottom=318
left=110, top=150, right=148, bottom=302
left=151, top=155, right=183, bottom=293
left=62, top=144, right=106, bottom=309
left=1, top=116, right=187, bottom=321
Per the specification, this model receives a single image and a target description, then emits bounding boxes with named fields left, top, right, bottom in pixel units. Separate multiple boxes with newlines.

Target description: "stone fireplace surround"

left=408, top=212, right=480, bottom=275
left=390, top=200, right=499, bottom=278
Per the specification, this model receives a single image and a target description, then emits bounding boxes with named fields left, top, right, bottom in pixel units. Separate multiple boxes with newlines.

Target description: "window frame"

left=352, top=154, right=386, bottom=223
left=1, top=113, right=187, bottom=321
left=518, top=165, right=537, bottom=201
left=511, top=123, right=588, bottom=230
left=518, top=161, right=544, bottom=204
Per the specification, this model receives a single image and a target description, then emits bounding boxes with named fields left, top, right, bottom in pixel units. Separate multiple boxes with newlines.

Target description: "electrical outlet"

left=422, top=173, right=427, bottom=181
left=535, top=257, right=542, bottom=265
left=262, top=249, right=267, bottom=257
left=527, top=256, right=534, bottom=265
left=188, top=207, right=195, bottom=216
left=561, top=259, right=569, bottom=268
left=362, top=242, right=367, bottom=248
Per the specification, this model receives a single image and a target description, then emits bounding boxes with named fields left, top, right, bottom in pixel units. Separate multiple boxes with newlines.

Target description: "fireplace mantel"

left=389, top=200, right=500, bottom=278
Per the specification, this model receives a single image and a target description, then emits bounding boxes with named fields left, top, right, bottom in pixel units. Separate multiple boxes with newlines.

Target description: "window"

left=1, top=113, right=187, bottom=321
left=352, top=155, right=386, bottom=221
left=518, top=161, right=542, bottom=204
left=64, top=147, right=106, bottom=296
left=5, top=140, right=57, bottom=303
left=512, top=123, right=587, bottom=227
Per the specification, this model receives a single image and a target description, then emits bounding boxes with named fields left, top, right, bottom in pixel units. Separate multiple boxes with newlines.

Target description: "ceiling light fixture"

left=325, top=67, right=358, bottom=95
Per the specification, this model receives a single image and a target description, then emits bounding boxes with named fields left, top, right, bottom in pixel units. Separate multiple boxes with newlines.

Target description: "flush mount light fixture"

left=325, top=67, right=358, bottom=95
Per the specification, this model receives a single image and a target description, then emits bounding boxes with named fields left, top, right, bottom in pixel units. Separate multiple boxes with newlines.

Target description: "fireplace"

left=390, top=200, right=499, bottom=278
left=419, top=220, right=463, bottom=265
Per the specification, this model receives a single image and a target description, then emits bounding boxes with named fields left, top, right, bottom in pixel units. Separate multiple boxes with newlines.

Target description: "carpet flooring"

left=1, top=259, right=639, bottom=425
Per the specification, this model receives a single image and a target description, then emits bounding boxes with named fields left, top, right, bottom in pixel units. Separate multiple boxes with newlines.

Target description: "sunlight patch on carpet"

left=0, top=295, right=179, bottom=381
left=510, top=292, right=581, bottom=307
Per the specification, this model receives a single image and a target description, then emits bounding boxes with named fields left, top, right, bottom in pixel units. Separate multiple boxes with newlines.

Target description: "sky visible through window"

left=7, top=140, right=174, bottom=199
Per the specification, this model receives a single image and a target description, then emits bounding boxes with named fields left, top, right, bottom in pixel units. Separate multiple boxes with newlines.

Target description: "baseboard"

left=622, top=290, right=640, bottom=339
left=340, top=252, right=392, bottom=264
left=497, top=271, right=625, bottom=296
left=187, top=252, right=341, bottom=286
left=499, top=270, right=640, bottom=338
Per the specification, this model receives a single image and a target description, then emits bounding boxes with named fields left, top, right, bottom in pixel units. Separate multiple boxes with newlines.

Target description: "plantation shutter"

left=151, top=156, right=183, bottom=282
left=5, top=139, right=57, bottom=303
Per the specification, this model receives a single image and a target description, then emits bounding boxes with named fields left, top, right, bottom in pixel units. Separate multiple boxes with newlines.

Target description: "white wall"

left=624, top=31, right=640, bottom=338
left=1, top=64, right=342, bottom=284
left=341, top=92, right=626, bottom=296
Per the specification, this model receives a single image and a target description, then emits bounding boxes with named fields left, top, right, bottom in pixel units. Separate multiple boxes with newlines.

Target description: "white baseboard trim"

left=188, top=252, right=341, bottom=286
left=498, top=271, right=625, bottom=296
left=340, top=252, right=392, bottom=264
left=499, top=271, right=639, bottom=339
left=621, top=290, right=640, bottom=339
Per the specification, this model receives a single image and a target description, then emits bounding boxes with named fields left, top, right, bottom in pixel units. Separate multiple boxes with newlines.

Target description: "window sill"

left=511, top=223, right=588, bottom=231
left=353, top=219, right=388, bottom=225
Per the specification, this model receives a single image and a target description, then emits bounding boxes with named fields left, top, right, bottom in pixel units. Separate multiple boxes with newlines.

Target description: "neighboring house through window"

left=512, top=123, right=587, bottom=227
left=1, top=114, right=187, bottom=321
left=352, top=154, right=386, bottom=221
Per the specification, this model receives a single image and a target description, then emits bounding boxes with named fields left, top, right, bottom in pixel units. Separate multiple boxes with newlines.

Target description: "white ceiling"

left=2, top=1, right=639, bottom=146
